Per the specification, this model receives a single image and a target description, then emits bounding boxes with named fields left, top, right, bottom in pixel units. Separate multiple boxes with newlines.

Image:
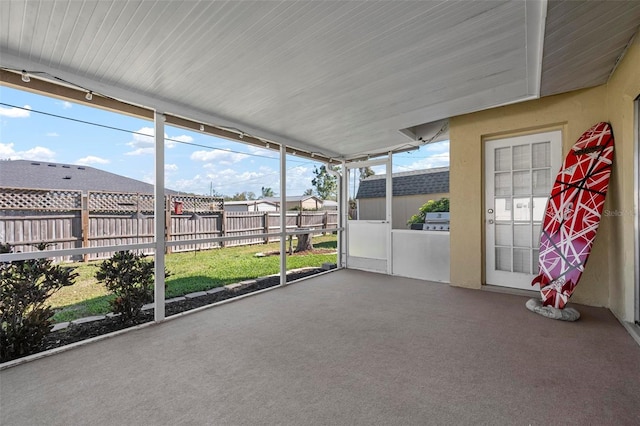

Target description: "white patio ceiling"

left=1, top=1, right=639, bottom=160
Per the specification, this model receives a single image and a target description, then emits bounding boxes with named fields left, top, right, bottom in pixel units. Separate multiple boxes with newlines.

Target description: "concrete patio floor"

left=1, top=269, right=639, bottom=425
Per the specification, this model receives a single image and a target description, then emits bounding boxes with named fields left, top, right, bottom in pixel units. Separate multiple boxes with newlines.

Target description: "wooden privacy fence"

left=0, top=188, right=338, bottom=262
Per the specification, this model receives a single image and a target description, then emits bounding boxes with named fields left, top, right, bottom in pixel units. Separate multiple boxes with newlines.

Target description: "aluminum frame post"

left=280, top=145, right=287, bottom=286
left=154, top=112, right=166, bottom=322
left=386, top=152, right=393, bottom=275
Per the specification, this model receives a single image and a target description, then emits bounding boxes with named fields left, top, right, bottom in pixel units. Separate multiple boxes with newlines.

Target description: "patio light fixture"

left=85, top=91, right=93, bottom=101
left=21, top=70, right=30, bottom=82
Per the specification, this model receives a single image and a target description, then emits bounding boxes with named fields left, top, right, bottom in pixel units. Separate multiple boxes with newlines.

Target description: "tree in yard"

left=359, top=166, right=375, bottom=180
left=295, top=233, right=314, bottom=253
left=302, top=188, right=314, bottom=196
left=406, top=198, right=450, bottom=226
left=260, top=187, right=275, bottom=198
left=225, top=191, right=256, bottom=201
left=311, top=165, right=338, bottom=200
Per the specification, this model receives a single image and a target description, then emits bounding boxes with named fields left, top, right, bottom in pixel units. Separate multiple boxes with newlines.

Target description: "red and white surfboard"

left=532, top=122, right=614, bottom=309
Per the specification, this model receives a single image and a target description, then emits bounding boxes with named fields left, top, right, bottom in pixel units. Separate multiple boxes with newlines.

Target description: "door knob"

left=487, top=209, right=494, bottom=214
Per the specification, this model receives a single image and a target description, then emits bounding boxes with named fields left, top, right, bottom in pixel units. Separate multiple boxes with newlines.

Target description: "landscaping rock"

left=166, top=296, right=187, bottom=304
left=206, top=287, right=226, bottom=295
left=322, top=262, right=337, bottom=271
left=525, top=298, right=580, bottom=321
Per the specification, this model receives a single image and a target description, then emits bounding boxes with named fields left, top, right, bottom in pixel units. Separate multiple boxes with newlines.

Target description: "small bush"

left=407, top=198, right=450, bottom=226
left=0, top=243, right=78, bottom=363
left=96, top=251, right=168, bottom=323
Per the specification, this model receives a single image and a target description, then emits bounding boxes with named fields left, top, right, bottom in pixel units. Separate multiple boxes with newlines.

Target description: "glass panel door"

left=485, top=131, right=561, bottom=290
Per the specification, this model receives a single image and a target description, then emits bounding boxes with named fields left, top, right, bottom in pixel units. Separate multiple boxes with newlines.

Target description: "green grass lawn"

left=50, top=235, right=337, bottom=323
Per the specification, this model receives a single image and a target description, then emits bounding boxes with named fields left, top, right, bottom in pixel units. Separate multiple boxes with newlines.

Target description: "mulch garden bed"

left=40, top=268, right=325, bottom=354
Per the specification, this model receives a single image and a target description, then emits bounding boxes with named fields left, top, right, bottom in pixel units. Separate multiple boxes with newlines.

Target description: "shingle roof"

left=356, top=167, right=449, bottom=199
left=0, top=160, right=177, bottom=194
left=264, top=195, right=322, bottom=203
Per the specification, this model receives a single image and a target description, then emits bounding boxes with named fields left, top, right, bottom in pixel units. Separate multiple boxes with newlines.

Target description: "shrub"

left=407, top=198, right=450, bottom=226
left=96, top=251, right=168, bottom=323
left=0, top=243, right=78, bottom=363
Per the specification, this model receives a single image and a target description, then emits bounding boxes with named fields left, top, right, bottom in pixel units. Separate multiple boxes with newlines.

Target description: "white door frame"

left=634, top=96, right=640, bottom=325
left=345, top=156, right=393, bottom=274
left=484, top=130, right=562, bottom=290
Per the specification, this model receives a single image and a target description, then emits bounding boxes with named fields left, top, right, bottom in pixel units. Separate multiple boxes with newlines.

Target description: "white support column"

left=154, top=112, right=166, bottom=322
left=386, top=152, right=393, bottom=275
left=280, top=145, right=287, bottom=286
left=342, top=160, right=348, bottom=268
left=335, top=163, right=342, bottom=268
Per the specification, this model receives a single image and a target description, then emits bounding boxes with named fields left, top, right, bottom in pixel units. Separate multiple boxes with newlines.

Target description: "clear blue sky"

left=0, top=85, right=449, bottom=198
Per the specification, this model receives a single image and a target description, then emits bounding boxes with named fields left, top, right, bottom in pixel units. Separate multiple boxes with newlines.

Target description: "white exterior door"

left=485, top=131, right=562, bottom=290
left=346, top=157, right=392, bottom=274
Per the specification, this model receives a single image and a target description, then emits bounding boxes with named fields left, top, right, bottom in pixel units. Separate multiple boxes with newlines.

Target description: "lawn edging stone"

left=71, top=315, right=106, bottom=325
left=185, top=291, right=208, bottom=299
left=225, top=280, right=256, bottom=292
left=52, top=322, right=70, bottom=332
left=32, top=267, right=329, bottom=362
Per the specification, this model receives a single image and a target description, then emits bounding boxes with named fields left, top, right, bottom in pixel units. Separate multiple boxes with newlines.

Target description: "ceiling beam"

left=525, top=0, right=548, bottom=97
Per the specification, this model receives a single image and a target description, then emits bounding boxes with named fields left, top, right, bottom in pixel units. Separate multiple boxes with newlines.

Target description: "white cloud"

left=0, top=104, right=31, bottom=118
left=371, top=165, right=386, bottom=175
left=165, top=163, right=178, bottom=172
left=0, top=142, right=55, bottom=161
left=125, top=147, right=154, bottom=156
left=46, top=132, right=59, bottom=137
left=246, top=145, right=278, bottom=158
left=61, top=101, right=73, bottom=109
left=165, top=165, right=275, bottom=196
left=76, top=155, right=110, bottom=165
left=125, top=127, right=192, bottom=155
left=396, top=140, right=450, bottom=172
left=192, top=149, right=249, bottom=165
left=170, top=174, right=205, bottom=193
left=171, top=135, right=194, bottom=144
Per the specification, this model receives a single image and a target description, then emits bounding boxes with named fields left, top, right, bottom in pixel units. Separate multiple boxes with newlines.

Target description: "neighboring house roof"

left=356, top=167, right=449, bottom=199
left=264, top=195, right=322, bottom=203
left=225, top=200, right=277, bottom=206
left=0, top=160, right=178, bottom=194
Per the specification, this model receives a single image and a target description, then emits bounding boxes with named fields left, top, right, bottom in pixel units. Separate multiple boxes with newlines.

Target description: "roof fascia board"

left=345, top=157, right=389, bottom=169
left=0, top=53, right=341, bottom=160
left=525, top=0, right=548, bottom=97
left=0, top=68, right=153, bottom=120
left=0, top=68, right=337, bottom=164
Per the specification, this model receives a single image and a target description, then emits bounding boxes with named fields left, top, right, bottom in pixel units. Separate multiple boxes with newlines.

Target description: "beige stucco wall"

left=605, top=36, right=640, bottom=321
left=358, top=193, right=449, bottom=229
left=449, top=36, right=640, bottom=320
left=285, top=198, right=322, bottom=210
